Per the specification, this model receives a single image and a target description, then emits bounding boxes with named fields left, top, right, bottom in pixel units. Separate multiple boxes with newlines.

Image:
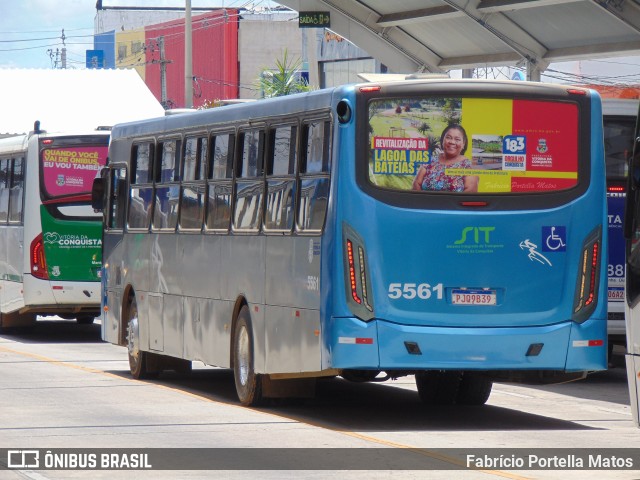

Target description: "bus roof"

left=602, top=98, right=640, bottom=116
left=0, top=129, right=111, bottom=156
left=111, top=79, right=599, bottom=140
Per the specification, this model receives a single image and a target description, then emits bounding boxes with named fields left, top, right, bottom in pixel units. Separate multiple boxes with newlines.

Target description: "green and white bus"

left=0, top=125, right=109, bottom=327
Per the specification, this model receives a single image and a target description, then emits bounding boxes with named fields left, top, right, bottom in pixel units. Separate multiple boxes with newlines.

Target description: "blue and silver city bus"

left=603, top=99, right=638, bottom=356
left=93, top=79, right=607, bottom=406
left=623, top=98, right=640, bottom=428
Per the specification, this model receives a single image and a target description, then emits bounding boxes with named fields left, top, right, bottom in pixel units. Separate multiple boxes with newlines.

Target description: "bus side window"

left=153, top=138, right=181, bottom=231
left=108, top=167, right=127, bottom=230
left=264, top=124, right=297, bottom=232
left=180, top=136, right=207, bottom=231
left=206, top=133, right=234, bottom=232
left=233, top=129, right=265, bottom=232
left=298, top=120, right=331, bottom=232
left=128, top=142, right=154, bottom=230
left=0, top=158, right=9, bottom=223
left=8, top=157, right=24, bottom=224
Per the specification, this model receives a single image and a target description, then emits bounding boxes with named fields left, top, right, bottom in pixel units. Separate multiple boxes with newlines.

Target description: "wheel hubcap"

left=127, top=314, right=140, bottom=368
left=237, top=325, right=250, bottom=386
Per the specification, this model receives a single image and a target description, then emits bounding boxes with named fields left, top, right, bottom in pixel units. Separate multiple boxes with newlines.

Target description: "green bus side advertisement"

left=40, top=206, right=102, bottom=282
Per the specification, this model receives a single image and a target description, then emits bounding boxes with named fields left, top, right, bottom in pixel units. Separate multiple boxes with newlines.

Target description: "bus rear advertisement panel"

left=39, top=143, right=107, bottom=283
left=96, top=80, right=607, bottom=407
left=369, top=97, right=578, bottom=193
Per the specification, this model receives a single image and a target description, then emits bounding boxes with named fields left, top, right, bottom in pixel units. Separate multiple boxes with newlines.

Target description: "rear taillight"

left=346, top=240, right=362, bottom=305
left=30, top=233, right=49, bottom=280
left=343, top=224, right=374, bottom=320
left=573, top=227, right=602, bottom=322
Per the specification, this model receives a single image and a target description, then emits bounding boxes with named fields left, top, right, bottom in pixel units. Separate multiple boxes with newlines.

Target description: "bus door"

left=624, top=105, right=640, bottom=428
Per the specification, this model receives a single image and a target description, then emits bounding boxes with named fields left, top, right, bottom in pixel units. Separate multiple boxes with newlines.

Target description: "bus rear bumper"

left=22, top=275, right=101, bottom=314
left=328, top=317, right=607, bottom=372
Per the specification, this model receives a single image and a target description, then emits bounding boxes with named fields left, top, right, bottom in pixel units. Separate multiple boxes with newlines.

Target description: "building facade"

left=93, top=5, right=384, bottom=108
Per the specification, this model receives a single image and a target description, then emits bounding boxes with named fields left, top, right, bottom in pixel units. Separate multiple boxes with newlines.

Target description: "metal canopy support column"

left=527, top=61, right=541, bottom=82
left=462, top=68, right=474, bottom=78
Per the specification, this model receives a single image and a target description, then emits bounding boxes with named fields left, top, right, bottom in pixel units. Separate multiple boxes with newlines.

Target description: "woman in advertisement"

left=412, top=124, right=479, bottom=193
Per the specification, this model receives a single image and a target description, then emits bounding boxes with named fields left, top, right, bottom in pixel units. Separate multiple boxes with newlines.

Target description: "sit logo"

left=454, top=226, right=495, bottom=245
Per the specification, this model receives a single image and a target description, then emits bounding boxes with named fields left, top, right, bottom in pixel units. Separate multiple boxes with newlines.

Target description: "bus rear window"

left=42, top=145, right=108, bottom=198
left=368, top=97, right=579, bottom=194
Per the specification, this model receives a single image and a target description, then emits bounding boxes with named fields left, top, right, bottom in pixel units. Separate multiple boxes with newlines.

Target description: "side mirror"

left=91, top=177, right=105, bottom=211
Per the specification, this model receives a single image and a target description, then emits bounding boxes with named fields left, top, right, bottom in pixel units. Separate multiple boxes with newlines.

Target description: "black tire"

left=232, top=306, right=264, bottom=406
left=456, top=372, right=493, bottom=405
left=608, top=342, right=615, bottom=368
left=76, top=316, right=95, bottom=325
left=415, top=371, right=462, bottom=405
left=126, top=295, right=159, bottom=379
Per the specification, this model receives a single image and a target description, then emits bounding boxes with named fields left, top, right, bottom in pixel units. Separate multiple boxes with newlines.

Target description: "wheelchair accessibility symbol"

left=542, top=226, right=566, bottom=252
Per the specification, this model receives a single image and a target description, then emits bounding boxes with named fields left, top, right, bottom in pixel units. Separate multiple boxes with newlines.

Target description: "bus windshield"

left=368, top=97, right=579, bottom=194
left=604, top=117, right=633, bottom=180
left=41, top=144, right=108, bottom=199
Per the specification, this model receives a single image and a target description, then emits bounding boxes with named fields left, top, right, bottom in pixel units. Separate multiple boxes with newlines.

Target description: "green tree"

left=442, top=98, right=462, bottom=125
left=418, top=122, right=431, bottom=136
left=257, top=50, right=310, bottom=98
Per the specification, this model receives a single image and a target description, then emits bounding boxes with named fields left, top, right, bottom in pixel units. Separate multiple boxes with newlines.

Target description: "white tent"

left=0, top=68, right=165, bottom=136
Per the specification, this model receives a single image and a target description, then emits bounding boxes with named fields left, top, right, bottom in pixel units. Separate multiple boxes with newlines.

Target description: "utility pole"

left=61, top=29, right=67, bottom=69
left=185, top=0, right=193, bottom=108
left=159, top=36, right=168, bottom=107
left=150, top=36, right=173, bottom=108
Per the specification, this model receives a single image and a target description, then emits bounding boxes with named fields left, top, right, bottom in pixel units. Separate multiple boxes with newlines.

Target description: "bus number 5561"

left=388, top=283, right=444, bottom=300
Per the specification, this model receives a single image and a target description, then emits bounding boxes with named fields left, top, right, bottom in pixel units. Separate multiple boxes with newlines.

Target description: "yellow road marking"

left=0, top=344, right=531, bottom=478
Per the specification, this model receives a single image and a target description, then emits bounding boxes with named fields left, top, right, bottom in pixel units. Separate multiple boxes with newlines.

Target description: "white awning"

left=0, top=68, right=165, bottom=136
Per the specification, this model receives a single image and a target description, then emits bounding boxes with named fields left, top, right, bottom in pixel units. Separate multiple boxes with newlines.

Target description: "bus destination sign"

left=299, top=11, right=330, bottom=28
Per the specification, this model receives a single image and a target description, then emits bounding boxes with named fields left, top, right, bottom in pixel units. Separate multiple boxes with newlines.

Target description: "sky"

left=0, top=0, right=275, bottom=69
left=0, top=0, right=639, bottom=87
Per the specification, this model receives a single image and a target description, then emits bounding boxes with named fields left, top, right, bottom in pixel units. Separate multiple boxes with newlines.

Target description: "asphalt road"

left=0, top=318, right=638, bottom=480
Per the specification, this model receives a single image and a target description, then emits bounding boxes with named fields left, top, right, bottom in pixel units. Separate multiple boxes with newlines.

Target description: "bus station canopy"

left=278, top=0, right=640, bottom=77
left=0, top=68, right=165, bottom=136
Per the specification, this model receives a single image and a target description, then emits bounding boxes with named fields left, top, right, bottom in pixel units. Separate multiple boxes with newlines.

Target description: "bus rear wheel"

left=456, top=373, right=492, bottom=405
left=415, top=371, right=462, bottom=405
left=126, top=296, right=159, bottom=379
left=233, top=306, right=264, bottom=406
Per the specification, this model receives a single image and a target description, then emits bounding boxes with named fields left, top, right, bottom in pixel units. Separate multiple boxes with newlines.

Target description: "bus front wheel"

left=126, top=296, right=159, bottom=379
left=233, top=306, right=264, bottom=406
